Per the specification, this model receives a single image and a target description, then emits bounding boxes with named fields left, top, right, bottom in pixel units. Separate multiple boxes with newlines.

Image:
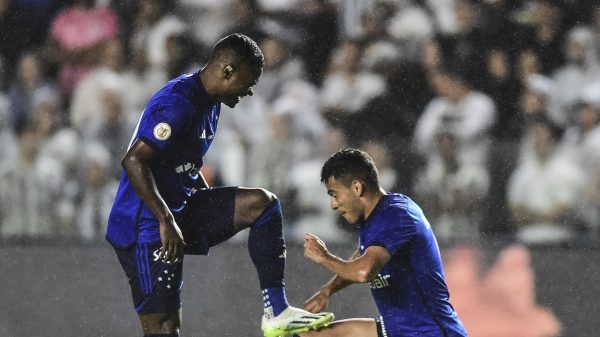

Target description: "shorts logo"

left=154, top=123, right=171, bottom=141
left=153, top=248, right=180, bottom=264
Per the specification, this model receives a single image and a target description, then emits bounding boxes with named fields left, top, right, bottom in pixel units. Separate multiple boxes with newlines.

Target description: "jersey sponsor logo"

left=370, top=274, right=391, bottom=289
left=154, top=123, right=172, bottom=141
left=175, top=162, right=199, bottom=177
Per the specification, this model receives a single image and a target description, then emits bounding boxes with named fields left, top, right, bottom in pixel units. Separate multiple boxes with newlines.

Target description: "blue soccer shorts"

left=376, top=316, right=389, bottom=337
left=113, top=187, right=238, bottom=314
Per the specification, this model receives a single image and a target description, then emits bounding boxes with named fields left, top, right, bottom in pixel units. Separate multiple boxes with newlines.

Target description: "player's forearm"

left=319, top=253, right=376, bottom=283
left=122, top=155, right=172, bottom=222
left=321, top=274, right=355, bottom=297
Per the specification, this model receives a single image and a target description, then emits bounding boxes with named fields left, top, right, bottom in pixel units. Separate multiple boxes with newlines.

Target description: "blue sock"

left=248, top=198, right=289, bottom=316
left=263, top=287, right=290, bottom=317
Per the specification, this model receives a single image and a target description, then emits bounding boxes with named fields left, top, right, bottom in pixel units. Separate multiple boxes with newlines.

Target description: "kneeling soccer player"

left=297, top=148, right=467, bottom=337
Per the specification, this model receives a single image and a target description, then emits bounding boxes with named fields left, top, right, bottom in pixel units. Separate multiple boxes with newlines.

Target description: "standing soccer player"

left=106, top=33, right=333, bottom=337
left=299, top=148, right=467, bottom=337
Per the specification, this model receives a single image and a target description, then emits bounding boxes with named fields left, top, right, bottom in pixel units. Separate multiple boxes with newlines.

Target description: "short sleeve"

left=366, top=217, right=417, bottom=257
left=135, top=103, right=192, bottom=153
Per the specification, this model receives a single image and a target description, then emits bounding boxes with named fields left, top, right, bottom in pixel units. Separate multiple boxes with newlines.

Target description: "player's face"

left=221, top=66, right=261, bottom=108
left=325, top=176, right=364, bottom=225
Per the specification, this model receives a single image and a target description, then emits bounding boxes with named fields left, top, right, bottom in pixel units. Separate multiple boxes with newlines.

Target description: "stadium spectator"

left=254, top=35, right=305, bottom=104
left=76, top=142, right=118, bottom=241
left=0, top=91, right=15, bottom=176
left=549, top=26, right=600, bottom=126
left=8, top=52, right=58, bottom=131
left=525, top=0, right=568, bottom=75
left=482, top=48, right=522, bottom=140
left=414, top=67, right=496, bottom=165
left=70, top=39, right=130, bottom=135
left=164, top=33, right=199, bottom=79
left=47, top=0, right=119, bottom=99
left=0, top=0, right=64, bottom=87
left=288, top=127, right=349, bottom=242
left=0, top=123, right=59, bottom=238
left=362, top=141, right=397, bottom=192
left=436, top=0, right=489, bottom=89
left=414, top=131, right=489, bottom=245
left=131, top=0, right=187, bottom=74
left=320, top=39, right=386, bottom=128
left=508, top=117, right=585, bottom=246
left=560, top=82, right=600, bottom=170
left=30, top=89, right=81, bottom=235
left=251, top=112, right=300, bottom=215
left=594, top=5, right=600, bottom=56
left=84, top=87, right=133, bottom=178
left=225, top=0, right=266, bottom=43
left=295, top=0, right=338, bottom=84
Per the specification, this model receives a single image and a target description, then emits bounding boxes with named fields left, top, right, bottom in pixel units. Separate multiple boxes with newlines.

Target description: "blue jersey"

left=359, top=193, right=467, bottom=337
left=107, top=72, right=221, bottom=249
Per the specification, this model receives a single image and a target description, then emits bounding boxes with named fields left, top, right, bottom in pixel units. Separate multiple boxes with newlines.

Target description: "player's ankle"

left=262, top=287, right=290, bottom=317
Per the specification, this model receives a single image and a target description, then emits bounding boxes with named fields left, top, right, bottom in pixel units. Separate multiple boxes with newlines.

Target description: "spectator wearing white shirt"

left=414, top=67, right=496, bottom=165
left=76, top=143, right=118, bottom=241
left=0, top=123, right=61, bottom=238
left=560, top=82, right=600, bottom=171
left=254, top=35, right=305, bottom=104
left=549, top=26, right=600, bottom=126
left=508, top=117, right=586, bottom=246
left=131, top=0, right=187, bottom=74
left=414, top=130, right=489, bottom=245
left=320, top=39, right=386, bottom=127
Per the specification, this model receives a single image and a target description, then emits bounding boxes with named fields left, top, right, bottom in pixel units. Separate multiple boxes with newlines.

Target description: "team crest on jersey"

left=154, top=123, right=172, bottom=141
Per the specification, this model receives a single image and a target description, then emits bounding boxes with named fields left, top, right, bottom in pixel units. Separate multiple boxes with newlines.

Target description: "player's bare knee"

left=249, top=188, right=276, bottom=217
left=159, top=317, right=180, bottom=333
left=139, top=312, right=180, bottom=334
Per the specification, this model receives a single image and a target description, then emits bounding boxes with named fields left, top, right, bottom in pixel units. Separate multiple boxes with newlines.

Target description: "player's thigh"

left=300, top=318, right=378, bottom=337
left=232, top=187, right=275, bottom=228
left=180, top=187, right=238, bottom=253
left=139, top=309, right=182, bottom=334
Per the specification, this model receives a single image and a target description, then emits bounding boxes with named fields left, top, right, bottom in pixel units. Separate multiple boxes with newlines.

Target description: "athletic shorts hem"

left=136, top=291, right=182, bottom=315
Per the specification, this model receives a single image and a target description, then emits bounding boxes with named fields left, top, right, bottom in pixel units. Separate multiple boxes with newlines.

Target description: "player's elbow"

left=121, top=152, right=142, bottom=173
left=121, top=153, right=133, bottom=170
left=355, top=266, right=378, bottom=283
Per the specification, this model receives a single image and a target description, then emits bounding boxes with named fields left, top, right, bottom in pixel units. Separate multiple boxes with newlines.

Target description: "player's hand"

left=303, top=288, right=330, bottom=313
left=304, top=233, right=329, bottom=264
left=159, top=215, right=186, bottom=264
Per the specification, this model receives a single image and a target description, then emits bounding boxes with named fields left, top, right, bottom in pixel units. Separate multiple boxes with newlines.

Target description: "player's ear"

left=352, top=180, right=364, bottom=197
left=223, top=65, right=234, bottom=79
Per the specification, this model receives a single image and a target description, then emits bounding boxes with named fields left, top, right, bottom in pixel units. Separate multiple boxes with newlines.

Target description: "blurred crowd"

left=0, top=0, right=599, bottom=248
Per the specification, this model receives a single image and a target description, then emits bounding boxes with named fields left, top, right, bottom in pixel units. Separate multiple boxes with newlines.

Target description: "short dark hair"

left=321, top=148, right=380, bottom=191
left=212, top=33, right=264, bottom=71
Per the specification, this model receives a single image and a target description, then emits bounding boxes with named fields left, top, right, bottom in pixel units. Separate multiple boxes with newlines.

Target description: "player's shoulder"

left=377, top=193, right=425, bottom=225
left=151, top=73, right=200, bottom=105
left=145, top=74, right=200, bottom=113
left=381, top=193, right=410, bottom=213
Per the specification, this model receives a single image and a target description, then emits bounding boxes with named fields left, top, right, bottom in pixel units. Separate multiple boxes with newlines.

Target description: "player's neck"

left=198, top=68, right=218, bottom=103
left=362, top=188, right=386, bottom=221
